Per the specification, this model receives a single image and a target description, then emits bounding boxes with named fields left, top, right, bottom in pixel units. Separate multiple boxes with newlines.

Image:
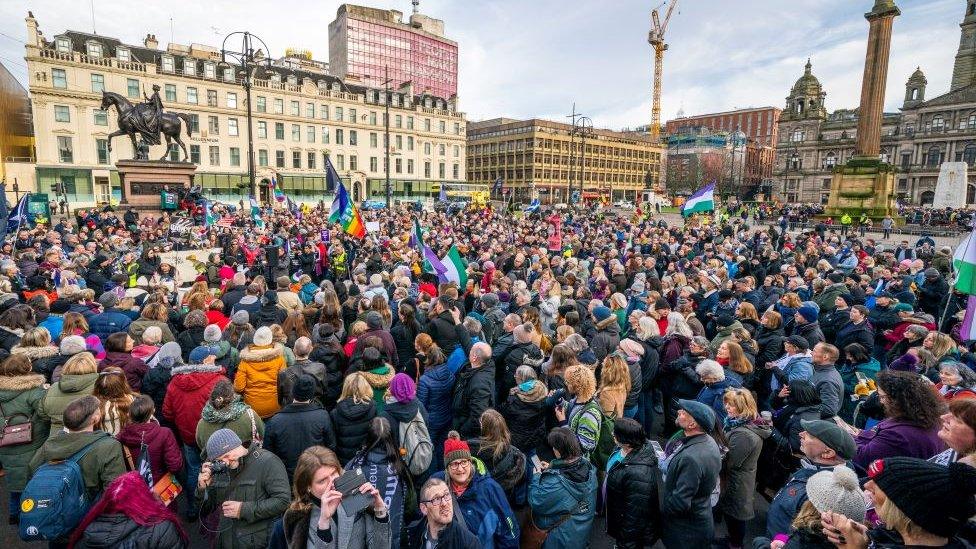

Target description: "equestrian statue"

left=100, top=85, right=193, bottom=162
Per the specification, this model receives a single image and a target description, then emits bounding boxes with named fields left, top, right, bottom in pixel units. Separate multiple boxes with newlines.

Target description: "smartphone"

left=531, top=455, right=544, bottom=473
left=333, top=468, right=372, bottom=515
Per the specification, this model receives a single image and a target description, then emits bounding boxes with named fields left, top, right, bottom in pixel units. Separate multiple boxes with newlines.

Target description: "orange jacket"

left=234, top=344, right=287, bottom=418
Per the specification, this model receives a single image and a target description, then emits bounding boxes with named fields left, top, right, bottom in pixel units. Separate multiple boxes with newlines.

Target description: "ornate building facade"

left=775, top=0, right=976, bottom=205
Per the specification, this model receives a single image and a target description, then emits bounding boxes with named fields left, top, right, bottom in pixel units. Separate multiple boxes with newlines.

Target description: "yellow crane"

left=648, top=0, right=678, bottom=143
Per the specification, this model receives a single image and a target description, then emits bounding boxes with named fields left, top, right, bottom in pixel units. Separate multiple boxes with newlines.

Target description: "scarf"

left=723, top=416, right=749, bottom=431
left=200, top=396, right=247, bottom=424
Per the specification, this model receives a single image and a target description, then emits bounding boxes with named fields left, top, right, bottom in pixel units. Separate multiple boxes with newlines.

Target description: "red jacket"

left=162, top=364, right=225, bottom=447
left=116, top=421, right=183, bottom=484
left=205, top=310, right=230, bottom=330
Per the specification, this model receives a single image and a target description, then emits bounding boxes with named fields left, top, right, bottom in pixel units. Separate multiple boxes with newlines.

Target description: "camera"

left=208, top=459, right=229, bottom=476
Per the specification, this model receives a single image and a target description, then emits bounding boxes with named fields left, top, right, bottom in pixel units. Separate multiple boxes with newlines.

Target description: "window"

left=424, top=142, right=432, bottom=155
left=209, top=146, right=220, bottom=166
left=258, top=121, right=267, bottom=139
left=164, top=84, right=176, bottom=102
left=306, top=103, right=315, bottom=118
left=932, top=116, right=945, bottom=132
left=208, top=115, right=219, bottom=135
left=292, top=151, right=301, bottom=169
left=227, top=92, right=238, bottom=109
left=407, top=136, right=414, bottom=151
left=307, top=126, right=316, bottom=143
left=425, top=119, right=431, bottom=132
left=308, top=152, right=317, bottom=169
left=349, top=109, right=357, bottom=123
left=93, top=109, right=108, bottom=126
left=965, top=144, right=976, bottom=166
left=275, top=150, right=285, bottom=168
left=407, top=116, right=414, bottom=130
left=439, top=120, right=446, bottom=133
left=901, top=153, right=911, bottom=168
left=161, top=55, right=174, bottom=72
left=204, top=63, right=215, bottom=79
left=256, top=96, right=266, bottom=113
left=190, top=145, right=201, bottom=164
left=187, top=87, right=198, bottom=104
left=823, top=152, right=837, bottom=168
left=439, top=163, right=445, bottom=178
left=183, top=60, right=195, bottom=76
left=453, top=164, right=459, bottom=179
left=52, top=69, right=68, bottom=89
left=349, top=130, right=357, bottom=146
left=322, top=127, right=330, bottom=144
left=336, top=129, right=344, bottom=145
left=116, top=47, right=130, bottom=62
left=439, top=144, right=446, bottom=156
left=230, top=147, right=241, bottom=167
left=90, top=73, right=105, bottom=93
left=395, top=115, right=402, bottom=128
left=54, top=105, right=70, bottom=123
left=292, top=124, right=300, bottom=141
left=424, top=161, right=431, bottom=178
left=337, top=154, right=345, bottom=170
left=454, top=145, right=460, bottom=157
left=55, top=37, right=70, bottom=52
left=790, top=128, right=804, bottom=142
left=275, top=123, right=284, bottom=140
left=335, top=107, right=344, bottom=121
left=395, top=158, right=402, bottom=173
left=273, top=99, right=284, bottom=114
left=57, top=136, right=73, bottom=163
left=454, top=122, right=461, bottom=135
left=350, top=156, right=357, bottom=170
left=291, top=101, right=300, bottom=116
left=370, top=133, right=378, bottom=148
left=927, top=146, right=943, bottom=167
left=126, top=79, right=140, bottom=98
left=228, top=118, right=239, bottom=137
left=407, top=159, right=414, bottom=174
left=258, top=149, right=268, bottom=167
left=370, top=112, right=377, bottom=125
left=370, top=157, right=378, bottom=172
left=223, top=68, right=234, bottom=82
left=95, top=139, right=109, bottom=164
left=321, top=105, right=329, bottom=120
left=395, top=135, right=402, bottom=150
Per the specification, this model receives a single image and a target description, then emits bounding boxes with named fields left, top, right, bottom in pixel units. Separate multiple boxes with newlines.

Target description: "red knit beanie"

left=443, top=431, right=471, bottom=465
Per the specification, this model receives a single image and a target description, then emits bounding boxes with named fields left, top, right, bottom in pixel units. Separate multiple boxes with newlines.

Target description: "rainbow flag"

left=327, top=159, right=365, bottom=239
left=272, top=176, right=286, bottom=203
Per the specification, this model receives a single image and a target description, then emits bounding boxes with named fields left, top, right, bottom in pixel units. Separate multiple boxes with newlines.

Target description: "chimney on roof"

left=26, top=11, right=40, bottom=47
left=144, top=33, right=158, bottom=49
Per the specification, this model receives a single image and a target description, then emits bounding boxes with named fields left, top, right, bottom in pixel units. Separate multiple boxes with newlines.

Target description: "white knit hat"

left=805, top=465, right=867, bottom=522
left=253, top=326, right=272, bottom=346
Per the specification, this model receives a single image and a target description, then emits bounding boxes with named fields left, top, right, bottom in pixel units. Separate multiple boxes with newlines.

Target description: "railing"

left=39, top=49, right=73, bottom=61
left=3, top=156, right=35, bottom=163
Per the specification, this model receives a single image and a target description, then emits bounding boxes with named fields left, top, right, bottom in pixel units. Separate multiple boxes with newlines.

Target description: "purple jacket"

left=854, top=418, right=945, bottom=469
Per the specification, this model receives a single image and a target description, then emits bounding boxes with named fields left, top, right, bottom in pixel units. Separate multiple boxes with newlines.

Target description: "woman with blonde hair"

left=128, top=302, right=177, bottom=344
left=555, top=364, right=603, bottom=461
left=719, top=388, right=770, bottom=548
left=40, top=351, right=98, bottom=437
left=597, top=354, right=631, bottom=419
left=93, top=366, right=135, bottom=435
left=609, top=293, right=629, bottom=333
left=735, top=302, right=760, bottom=337
left=717, top=340, right=754, bottom=389
left=60, top=311, right=104, bottom=359
left=330, top=372, right=378, bottom=463
left=921, top=332, right=960, bottom=382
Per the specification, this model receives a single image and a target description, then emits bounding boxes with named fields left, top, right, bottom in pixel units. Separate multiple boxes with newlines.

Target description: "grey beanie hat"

left=365, top=311, right=383, bottom=329
left=98, top=291, right=119, bottom=309
left=204, top=324, right=222, bottom=343
left=206, top=428, right=243, bottom=459
left=60, top=335, right=87, bottom=355
left=805, top=465, right=867, bottom=522
left=231, top=310, right=249, bottom=326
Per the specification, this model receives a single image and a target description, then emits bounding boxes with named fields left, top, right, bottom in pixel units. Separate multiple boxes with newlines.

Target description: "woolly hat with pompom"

left=805, top=465, right=866, bottom=522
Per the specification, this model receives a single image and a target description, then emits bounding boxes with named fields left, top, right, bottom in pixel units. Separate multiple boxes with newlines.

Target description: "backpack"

left=19, top=439, right=101, bottom=541
left=399, top=410, right=433, bottom=476
left=578, top=400, right=616, bottom=470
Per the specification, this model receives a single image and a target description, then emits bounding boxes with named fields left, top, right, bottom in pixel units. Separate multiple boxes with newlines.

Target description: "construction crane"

left=648, top=0, right=678, bottom=143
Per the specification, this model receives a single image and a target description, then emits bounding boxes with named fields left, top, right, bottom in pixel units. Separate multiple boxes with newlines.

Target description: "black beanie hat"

left=868, top=457, right=976, bottom=537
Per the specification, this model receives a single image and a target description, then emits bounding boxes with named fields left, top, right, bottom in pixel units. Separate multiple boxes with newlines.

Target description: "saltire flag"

left=682, top=183, right=715, bottom=217
left=327, top=158, right=366, bottom=239
left=249, top=196, right=264, bottom=229
left=6, top=192, right=30, bottom=236
left=492, top=176, right=503, bottom=194
left=440, top=245, right=467, bottom=288
left=953, top=229, right=976, bottom=295
left=204, top=200, right=217, bottom=227
left=423, top=244, right=448, bottom=282
left=524, top=199, right=540, bottom=213
left=272, top=176, right=285, bottom=203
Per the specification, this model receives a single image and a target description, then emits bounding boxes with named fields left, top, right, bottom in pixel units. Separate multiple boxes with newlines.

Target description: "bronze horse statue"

left=100, top=91, right=193, bottom=161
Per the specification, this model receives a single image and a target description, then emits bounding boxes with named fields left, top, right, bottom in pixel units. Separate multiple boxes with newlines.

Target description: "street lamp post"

left=572, top=116, right=593, bottom=207
left=221, top=32, right=272, bottom=206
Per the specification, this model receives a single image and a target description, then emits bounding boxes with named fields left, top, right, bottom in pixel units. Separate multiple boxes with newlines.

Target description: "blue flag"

left=492, top=176, right=503, bottom=194
left=6, top=193, right=29, bottom=236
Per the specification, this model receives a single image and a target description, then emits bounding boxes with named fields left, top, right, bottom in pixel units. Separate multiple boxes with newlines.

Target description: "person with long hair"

left=331, top=372, right=378, bottom=464
left=127, top=302, right=176, bottom=344
left=920, top=331, right=960, bottom=382
left=99, top=331, right=148, bottom=392
left=718, top=389, right=770, bottom=549
left=68, top=471, right=189, bottom=548
left=554, top=364, right=603, bottom=462
left=467, top=409, right=526, bottom=507
left=528, top=427, right=597, bottom=548
left=93, top=366, right=134, bottom=436
left=60, top=311, right=104, bottom=359
left=280, top=312, right=310, bottom=349
left=716, top=340, right=754, bottom=390
left=597, top=354, right=632, bottom=420
left=40, top=351, right=98, bottom=437
left=931, top=398, right=976, bottom=465
left=391, top=303, right=421, bottom=372
left=935, top=362, right=976, bottom=402
left=195, top=378, right=265, bottom=459
left=415, top=337, right=455, bottom=470
left=345, top=417, right=409, bottom=548
left=268, top=446, right=391, bottom=549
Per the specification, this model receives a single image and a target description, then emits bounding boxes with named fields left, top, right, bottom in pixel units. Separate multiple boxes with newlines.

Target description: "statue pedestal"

left=824, top=156, right=901, bottom=223
left=115, top=160, right=196, bottom=212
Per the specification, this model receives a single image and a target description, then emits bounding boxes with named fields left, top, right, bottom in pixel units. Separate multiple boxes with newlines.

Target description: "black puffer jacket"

left=175, top=327, right=206, bottom=362
left=425, top=310, right=461, bottom=353
left=390, top=321, right=419, bottom=371
left=501, top=342, right=544, bottom=401
left=330, top=398, right=377, bottom=464
left=755, top=326, right=785, bottom=371
left=498, top=379, right=548, bottom=454
left=451, top=361, right=495, bottom=439
left=72, top=513, right=187, bottom=548
left=264, top=402, right=336, bottom=477
left=309, top=342, right=344, bottom=409
left=277, top=359, right=328, bottom=407
left=605, top=443, right=661, bottom=549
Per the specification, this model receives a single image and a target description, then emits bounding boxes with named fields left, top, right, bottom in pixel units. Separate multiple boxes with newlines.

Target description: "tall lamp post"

left=572, top=116, right=593, bottom=207
left=727, top=128, right=745, bottom=199
left=220, top=32, right=272, bottom=205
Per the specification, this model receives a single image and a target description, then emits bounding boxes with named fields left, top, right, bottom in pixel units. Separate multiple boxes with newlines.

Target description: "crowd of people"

left=0, top=198, right=974, bottom=549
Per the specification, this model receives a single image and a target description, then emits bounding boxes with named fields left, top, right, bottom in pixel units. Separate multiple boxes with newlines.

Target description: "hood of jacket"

left=238, top=295, right=258, bottom=306
left=515, top=379, right=548, bottom=403
left=549, top=456, right=593, bottom=485
left=169, top=363, right=225, bottom=391
left=334, top=398, right=375, bottom=423
left=741, top=420, right=773, bottom=440
left=0, top=373, right=45, bottom=399
left=384, top=399, right=420, bottom=422
left=10, top=345, right=58, bottom=361
left=57, top=372, right=98, bottom=394
left=199, top=339, right=232, bottom=359
left=362, top=365, right=394, bottom=389
left=240, top=343, right=284, bottom=363
left=596, top=315, right=620, bottom=334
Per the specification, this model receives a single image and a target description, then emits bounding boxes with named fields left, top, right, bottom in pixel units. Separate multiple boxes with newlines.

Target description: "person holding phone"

left=268, top=445, right=391, bottom=549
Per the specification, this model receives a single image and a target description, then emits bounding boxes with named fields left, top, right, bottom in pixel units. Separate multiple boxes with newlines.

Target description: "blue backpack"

left=18, top=440, right=100, bottom=541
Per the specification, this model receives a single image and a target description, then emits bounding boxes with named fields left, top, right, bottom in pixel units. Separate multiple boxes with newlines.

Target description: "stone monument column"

left=855, top=0, right=901, bottom=158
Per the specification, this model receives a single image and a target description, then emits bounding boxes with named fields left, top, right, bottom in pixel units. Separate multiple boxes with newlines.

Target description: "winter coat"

left=771, top=403, right=822, bottom=455
left=381, top=398, right=429, bottom=450
left=793, top=321, right=825, bottom=349
left=696, top=378, right=736, bottom=422
left=406, top=516, right=481, bottom=549
left=814, top=283, right=848, bottom=314
left=0, top=373, right=50, bottom=490
left=72, top=514, right=187, bottom=548
left=529, top=457, right=596, bottom=549
left=719, top=421, right=771, bottom=520
left=353, top=327, right=399, bottom=367
left=919, top=275, right=949, bottom=316
left=417, top=362, right=456, bottom=434
left=390, top=322, right=419, bottom=371
left=116, top=421, right=183, bottom=484
left=605, top=443, right=662, bottom=549
left=425, top=310, right=462, bottom=353
left=711, top=320, right=745, bottom=350
left=87, top=308, right=133, bottom=341
left=277, top=358, right=328, bottom=407
left=127, top=318, right=176, bottom=344
left=10, top=345, right=58, bottom=379
left=853, top=418, right=946, bottom=469
left=766, top=462, right=843, bottom=538
left=452, top=361, right=496, bottom=439
left=235, top=343, right=288, bottom=418
left=28, top=430, right=126, bottom=502
left=264, top=402, right=336, bottom=477
left=361, top=363, right=395, bottom=414
left=755, top=326, right=785, bottom=371
left=195, top=399, right=265, bottom=460
left=309, top=343, right=345, bottom=408
left=498, top=379, right=548, bottom=454
left=331, top=398, right=377, bottom=464
left=269, top=503, right=392, bottom=549
left=99, top=351, right=149, bottom=392
left=431, top=464, right=519, bottom=549
left=834, top=321, right=874, bottom=362
left=770, top=354, right=814, bottom=392
left=40, top=371, right=97, bottom=437
left=162, top=364, right=225, bottom=447
left=196, top=447, right=290, bottom=549
left=590, top=316, right=621, bottom=363
left=661, top=352, right=705, bottom=421
left=176, top=326, right=207, bottom=362
left=809, top=363, right=844, bottom=418
left=660, top=433, right=722, bottom=549
left=500, top=341, right=544, bottom=402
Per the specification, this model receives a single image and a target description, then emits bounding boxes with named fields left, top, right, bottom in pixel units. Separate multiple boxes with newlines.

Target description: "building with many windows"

left=18, top=11, right=465, bottom=207
left=329, top=4, right=458, bottom=101
left=466, top=118, right=663, bottom=204
left=775, top=1, right=976, bottom=205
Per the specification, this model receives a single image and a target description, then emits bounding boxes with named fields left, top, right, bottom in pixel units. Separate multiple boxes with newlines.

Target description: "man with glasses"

left=407, top=477, right=482, bottom=548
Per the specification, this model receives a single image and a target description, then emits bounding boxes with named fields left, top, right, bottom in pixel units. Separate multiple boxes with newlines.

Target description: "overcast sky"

left=0, top=0, right=965, bottom=131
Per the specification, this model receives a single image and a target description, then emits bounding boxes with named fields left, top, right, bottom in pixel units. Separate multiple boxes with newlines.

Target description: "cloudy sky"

left=0, top=0, right=966, bottom=130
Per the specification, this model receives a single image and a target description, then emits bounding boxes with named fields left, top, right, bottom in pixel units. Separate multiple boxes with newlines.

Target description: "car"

left=613, top=200, right=635, bottom=210
left=360, top=200, right=387, bottom=210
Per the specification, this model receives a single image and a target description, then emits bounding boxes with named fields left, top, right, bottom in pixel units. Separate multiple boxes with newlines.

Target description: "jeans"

left=182, top=444, right=202, bottom=515
left=8, top=491, right=19, bottom=521
left=637, top=390, right=655, bottom=436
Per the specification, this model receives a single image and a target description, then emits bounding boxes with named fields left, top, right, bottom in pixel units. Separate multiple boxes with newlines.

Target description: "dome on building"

left=791, top=58, right=823, bottom=96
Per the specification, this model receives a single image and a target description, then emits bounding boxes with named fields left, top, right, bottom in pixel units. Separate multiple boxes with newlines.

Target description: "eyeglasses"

left=420, top=493, right=451, bottom=507
left=448, top=460, right=470, bottom=470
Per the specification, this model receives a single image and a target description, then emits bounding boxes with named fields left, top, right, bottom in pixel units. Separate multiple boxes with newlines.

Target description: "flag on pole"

left=272, top=176, right=285, bottom=203
left=6, top=193, right=30, bottom=236
left=423, top=245, right=448, bottom=282
left=440, top=245, right=467, bottom=288
left=204, top=200, right=217, bottom=227
left=249, top=196, right=264, bottom=229
left=960, top=296, right=976, bottom=341
left=0, top=183, right=8, bottom=243
left=492, top=176, right=503, bottom=194
left=327, top=158, right=366, bottom=239
left=953, top=229, right=976, bottom=295
left=681, top=183, right=716, bottom=217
